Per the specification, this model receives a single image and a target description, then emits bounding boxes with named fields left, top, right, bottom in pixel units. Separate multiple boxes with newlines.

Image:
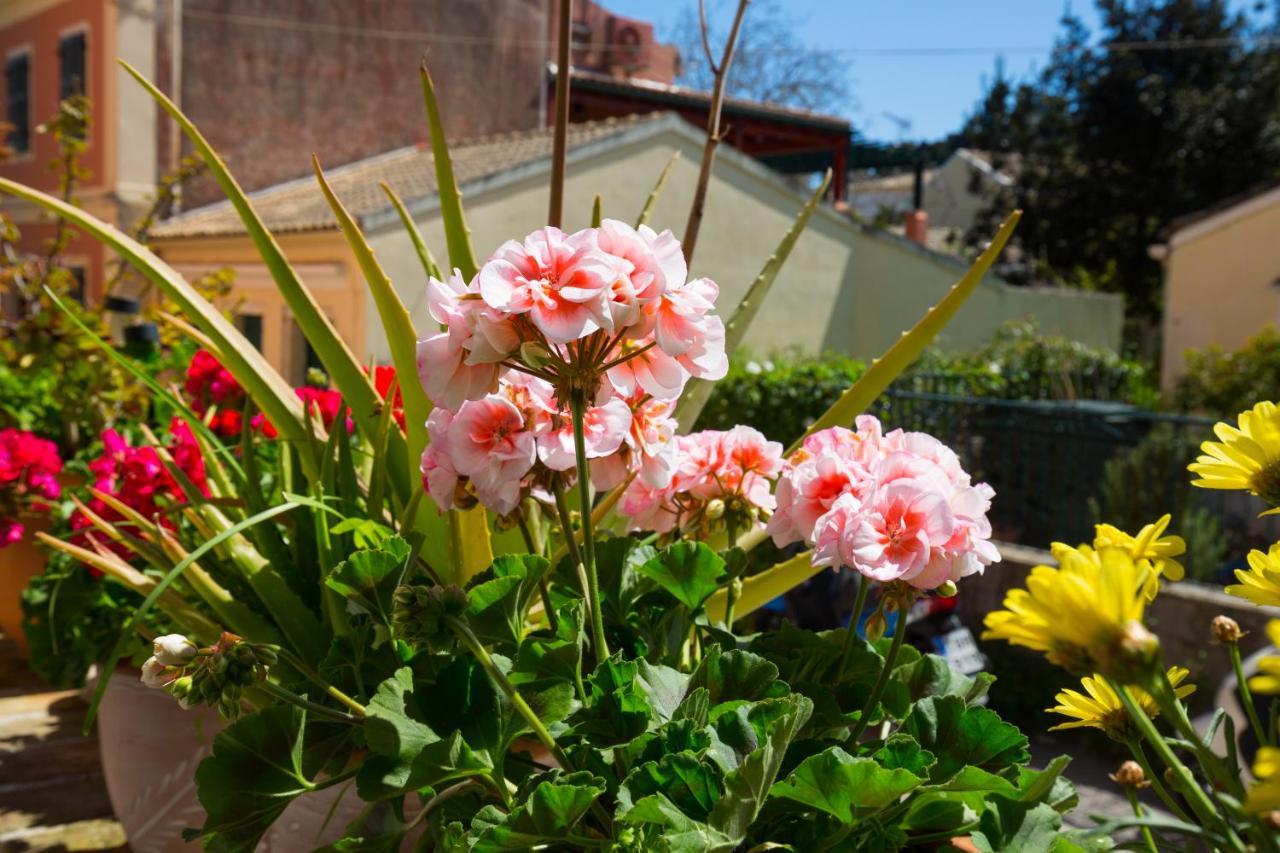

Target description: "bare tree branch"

left=682, top=0, right=749, bottom=266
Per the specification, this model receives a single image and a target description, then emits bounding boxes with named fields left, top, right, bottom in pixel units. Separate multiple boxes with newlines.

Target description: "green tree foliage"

left=1171, top=325, right=1280, bottom=417
left=959, top=0, right=1280, bottom=353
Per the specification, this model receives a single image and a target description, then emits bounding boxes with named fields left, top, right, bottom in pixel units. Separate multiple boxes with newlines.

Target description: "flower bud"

left=519, top=341, right=554, bottom=370
left=865, top=611, right=887, bottom=644
left=936, top=580, right=958, bottom=599
left=153, top=634, right=198, bottom=666
left=705, top=499, right=726, bottom=521
left=1164, top=767, right=1180, bottom=790
left=1103, top=620, right=1161, bottom=684
left=1210, top=615, right=1245, bottom=645
left=140, top=656, right=170, bottom=689
left=1264, top=811, right=1280, bottom=831
left=1109, top=760, right=1149, bottom=788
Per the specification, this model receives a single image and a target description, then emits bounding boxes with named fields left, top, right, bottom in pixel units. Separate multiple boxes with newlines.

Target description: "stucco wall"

left=1160, top=193, right=1280, bottom=387
left=366, top=123, right=1125, bottom=366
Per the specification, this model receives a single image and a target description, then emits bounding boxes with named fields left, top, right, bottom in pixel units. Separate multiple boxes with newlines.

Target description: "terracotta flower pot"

left=0, top=513, right=53, bottom=656
left=97, top=672, right=373, bottom=852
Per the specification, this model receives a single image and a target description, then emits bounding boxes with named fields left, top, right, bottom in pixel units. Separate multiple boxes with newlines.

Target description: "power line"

left=174, top=6, right=1280, bottom=58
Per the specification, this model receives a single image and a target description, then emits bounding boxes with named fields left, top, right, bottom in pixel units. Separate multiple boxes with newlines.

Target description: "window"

left=5, top=53, right=29, bottom=153
left=236, top=313, right=264, bottom=351
left=58, top=32, right=86, bottom=99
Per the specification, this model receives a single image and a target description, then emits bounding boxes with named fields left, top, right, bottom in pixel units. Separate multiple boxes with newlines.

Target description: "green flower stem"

left=837, top=578, right=871, bottom=680
left=1123, top=737, right=1190, bottom=822
left=1229, top=641, right=1272, bottom=747
left=515, top=505, right=558, bottom=634
left=1150, top=670, right=1244, bottom=800
left=276, top=647, right=368, bottom=717
left=723, top=517, right=741, bottom=628
left=1112, top=681, right=1245, bottom=852
left=258, top=681, right=361, bottom=725
left=448, top=616, right=570, bottom=767
left=552, top=478, right=599, bottom=649
left=568, top=392, right=610, bottom=660
left=847, top=607, right=907, bottom=744
left=1124, top=787, right=1159, bottom=853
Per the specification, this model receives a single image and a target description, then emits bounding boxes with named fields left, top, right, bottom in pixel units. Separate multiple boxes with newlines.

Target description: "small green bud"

left=865, top=611, right=887, bottom=644
left=936, top=580, right=958, bottom=598
left=705, top=499, right=726, bottom=520
left=520, top=341, right=554, bottom=370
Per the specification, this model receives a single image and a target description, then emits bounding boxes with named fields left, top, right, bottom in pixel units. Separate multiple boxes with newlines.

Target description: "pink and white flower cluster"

left=766, top=417, right=998, bottom=591
left=420, top=373, right=679, bottom=517
left=417, top=221, right=727, bottom=410
left=620, top=426, right=783, bottom=535
left=0, top=428, right=63, bottom=548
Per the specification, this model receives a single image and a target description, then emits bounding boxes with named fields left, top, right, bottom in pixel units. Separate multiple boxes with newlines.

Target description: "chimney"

left=904, top=160, right=928, bottom=246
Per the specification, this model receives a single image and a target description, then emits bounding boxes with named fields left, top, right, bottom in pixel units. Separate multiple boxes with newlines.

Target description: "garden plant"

left=4, top=3, right=1280, bottom=851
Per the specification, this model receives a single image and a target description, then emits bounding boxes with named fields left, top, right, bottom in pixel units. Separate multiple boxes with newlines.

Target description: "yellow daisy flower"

left=1245, top=747, right=1280, bottom=812
left=982, top=544, right=1157, bottom=679
left=1247, top=620, right=1280, bottom=695
left=1227, top=544, right=1280, bottom=608
left=1093, top=514, right=1186, bottom=583
left=1189, top=401, right=1280, bottom=512
left=1048, top=666, right=1195, bottom=741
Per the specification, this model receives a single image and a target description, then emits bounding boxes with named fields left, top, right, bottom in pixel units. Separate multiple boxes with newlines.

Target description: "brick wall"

left=165, top=0, right=550, bottom=208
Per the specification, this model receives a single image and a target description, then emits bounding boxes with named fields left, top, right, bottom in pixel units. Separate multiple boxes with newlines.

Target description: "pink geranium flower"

left=417, top=271, right=518, bottom=410
left=478, top=227, right=620, bottom=344
left=536, top=397, right=632, bottom=472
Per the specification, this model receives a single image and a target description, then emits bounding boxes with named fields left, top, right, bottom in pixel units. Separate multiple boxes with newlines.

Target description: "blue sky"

left=601, top=0, right=1263, bottom=141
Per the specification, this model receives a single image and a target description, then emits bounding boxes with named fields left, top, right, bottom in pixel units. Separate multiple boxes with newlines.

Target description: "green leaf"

left=325, top=537, right=411, bottom=634
left=707, top=694, right=812, bottom=845
left=572, top=657, right=653, bottom=746
left=379, top=180, right=443, bottom=280
left=1017, top=755, right=1073, bottom=807
left=635, top=150, right=680, bottom=227
left=618, top=794, right=737, bottom=853
left=770, top=746, right=923, bottom=825
left=971, top=801, right=1063, bottom=853
left=794, top=211, right=1021, bottom=449
left=899, top=696, right=1030, bottom=782
left=419, top=63, right=478, bottom=279
left=873, top=733, right=937, bottom=778
left=191, top=705, right=315, bottom=852
left=635, top=660, right=690, bottom=725
left=465, top=554, right=551, bottom=649
left=689, top=646, right=786, bottom=707
left=619, top=751, right=723, bottom=821
left=678, top=170, right=833, bottom=429
left=466, top=777, right=605, bottom=852
left=357, top=667, right=492, bottom=801
left=637, top=542, right=727, bottom=610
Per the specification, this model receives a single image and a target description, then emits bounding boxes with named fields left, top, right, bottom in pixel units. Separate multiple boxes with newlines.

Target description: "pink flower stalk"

left=415, top=222, right=725, bottom=412
left=772, top=417, right=998, bottom=591
left=0, top=428, right=64, bottom=548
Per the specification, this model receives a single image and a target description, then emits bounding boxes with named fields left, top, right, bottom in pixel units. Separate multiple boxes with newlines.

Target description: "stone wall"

left=960, top=542, right=1280, bottom=697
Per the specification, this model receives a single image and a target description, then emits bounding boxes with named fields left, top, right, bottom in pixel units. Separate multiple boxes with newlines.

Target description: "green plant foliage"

left=1172, top=325, right=1280, bottom=417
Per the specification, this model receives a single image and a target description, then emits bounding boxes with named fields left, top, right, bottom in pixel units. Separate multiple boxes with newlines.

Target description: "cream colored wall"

left=367, top=125, right=1124, bottom=366
left=1160, top=198, right=1280, bottom=387
left=113, top=0, right=157, bottom=210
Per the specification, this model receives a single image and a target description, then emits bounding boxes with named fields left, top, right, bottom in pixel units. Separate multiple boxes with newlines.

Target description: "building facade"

left=1155, top=183, right=1280, bottom=387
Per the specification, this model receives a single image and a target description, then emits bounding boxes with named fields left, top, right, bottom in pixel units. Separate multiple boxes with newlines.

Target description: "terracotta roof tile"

left=152, top=113, right=673, bottom=239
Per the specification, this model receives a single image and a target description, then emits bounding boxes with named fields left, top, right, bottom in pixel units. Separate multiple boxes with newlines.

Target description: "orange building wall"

left=0, top=0, right=116, bottom=301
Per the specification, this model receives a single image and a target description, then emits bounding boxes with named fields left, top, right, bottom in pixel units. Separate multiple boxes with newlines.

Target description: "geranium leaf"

left=899, top=696, right=1030, bottom=782
left=637, top=542, right=727, bottom=611
left=571, top=657, right=653, bottom=746
left=971, top=801, right=1063, bottom=852
left=325, top=537, right=411, bottom=631
left=707, top=694, right=812, bottom=845
left=635, top=660, right=690, bottom=725
left=466, top=554, right=551, bottom=649
left=191, top=705, right=315, bottom=852
left=770, top=746, right=923, bottom=825
left=689, top=646, right=787, bottom=707
left=873, top=733, right=937, bottom=777
left=466, top=776, right=605, bottom=852
left=618, top=750, right=724, bottom=821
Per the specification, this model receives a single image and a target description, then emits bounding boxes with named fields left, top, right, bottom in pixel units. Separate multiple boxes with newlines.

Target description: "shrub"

left=1089, top=424, right=1229, bottom=583
left=695, top=350, right=866, bottom=444
left=1172, top=325, right=1280, bottom=417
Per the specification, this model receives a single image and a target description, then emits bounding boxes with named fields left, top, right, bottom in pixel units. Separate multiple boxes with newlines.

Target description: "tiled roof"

left=564, top=66, right=852, bottom=134
left=151, top=113, right=674, bottom=239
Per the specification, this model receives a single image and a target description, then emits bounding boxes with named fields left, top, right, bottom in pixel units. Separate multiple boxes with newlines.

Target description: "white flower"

left=153, top=634, right=197, bottom=666
left=140, top=656, right=171, bottom=689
